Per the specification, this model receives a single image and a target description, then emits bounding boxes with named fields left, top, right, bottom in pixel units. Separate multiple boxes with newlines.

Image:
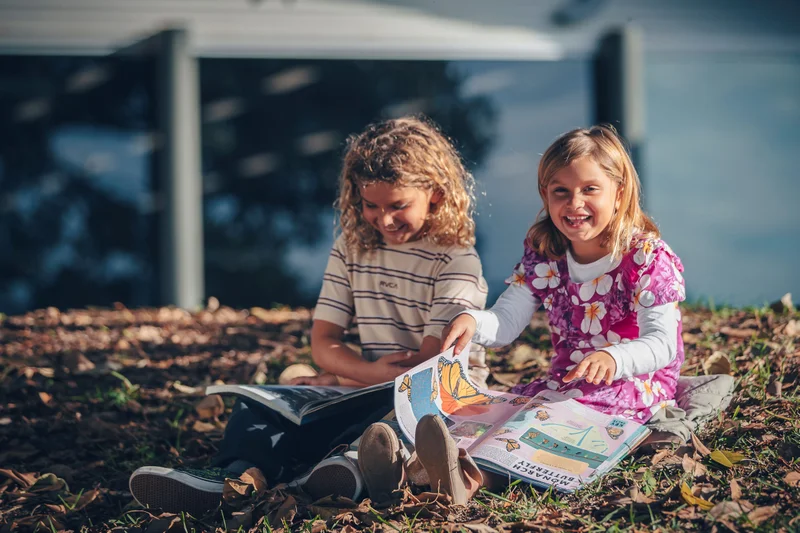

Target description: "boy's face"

left=545, top=157, right=621, bottom=263
left=360, top=182, right=440, bottom=245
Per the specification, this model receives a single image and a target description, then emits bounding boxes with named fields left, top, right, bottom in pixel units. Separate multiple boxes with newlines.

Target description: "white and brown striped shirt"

left=314, top=235, right=489, bottom=381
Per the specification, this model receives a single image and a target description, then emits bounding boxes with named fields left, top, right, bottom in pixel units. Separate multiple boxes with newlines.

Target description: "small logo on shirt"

left=379, top=280, right=398, bottom=290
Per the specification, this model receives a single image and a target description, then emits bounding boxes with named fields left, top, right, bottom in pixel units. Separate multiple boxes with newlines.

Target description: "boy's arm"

left=311, top=319, right=410, bottom=385
left=401, top=335, right=442, bottom=367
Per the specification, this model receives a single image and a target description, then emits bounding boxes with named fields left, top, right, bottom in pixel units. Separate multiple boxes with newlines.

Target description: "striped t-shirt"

left=314, top=235, right=489, bottom=378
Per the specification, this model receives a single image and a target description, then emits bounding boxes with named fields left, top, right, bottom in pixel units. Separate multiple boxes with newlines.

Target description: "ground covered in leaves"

left=1, top=301, right=799, bottom=532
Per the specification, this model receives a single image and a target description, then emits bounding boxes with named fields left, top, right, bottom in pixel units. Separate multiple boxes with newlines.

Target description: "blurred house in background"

left=1, top=0, right=798, bottom=314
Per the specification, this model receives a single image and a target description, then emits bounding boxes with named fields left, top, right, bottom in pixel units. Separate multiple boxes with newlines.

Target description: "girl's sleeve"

left=604, top=238, right=686, bottom=379
left=424, top=248, right=488, bottom=340
left=312, top=236, right=355, bottom=328
left=462, top=282, right=541, bottom=348
left=602, top=303, right=678, bottom=379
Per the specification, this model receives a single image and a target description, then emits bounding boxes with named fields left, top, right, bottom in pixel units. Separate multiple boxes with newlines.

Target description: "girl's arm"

left=462, top=283, right=542, bottom=348
left=601, top=303, right=678, bottom=379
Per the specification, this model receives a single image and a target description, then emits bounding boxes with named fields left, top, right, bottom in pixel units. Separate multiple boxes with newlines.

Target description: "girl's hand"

left=368, top=351, right=414, bottom=382
left=288, top=373, right=341, bottom=386
left=562, top=351, right=616, bottom=385
left=441, top=314, right=477, bottom=355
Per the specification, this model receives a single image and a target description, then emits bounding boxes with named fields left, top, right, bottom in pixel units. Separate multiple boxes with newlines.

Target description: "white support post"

left=157, top=28, right=204, bottom=309
left=594, top=25, right=646, bottom=188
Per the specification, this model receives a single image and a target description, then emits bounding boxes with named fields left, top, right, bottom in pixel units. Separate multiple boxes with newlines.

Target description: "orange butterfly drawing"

left=494, top=428, right=513, bottom=436
left=437, top=357, right=506, bottom=416
left=510, top=396, right=530, bottom=406
left=605, top=426, right=624, bottom=440
left=495, top=438, right=521, bottom=452
left=534, top=410, right=550, bottom=421
left=398, top=374, right=412, bottom=400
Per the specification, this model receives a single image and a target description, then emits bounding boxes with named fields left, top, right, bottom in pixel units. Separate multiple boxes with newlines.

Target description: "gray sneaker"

left=290, top=451, right=363, bottom=501
left=129, top=466, right=232, bottom=516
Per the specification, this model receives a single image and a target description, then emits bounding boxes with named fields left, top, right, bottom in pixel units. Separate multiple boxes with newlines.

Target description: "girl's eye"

left=551, top=188, right=568, bottom=195
left=585, top=186, right=599, bottom=193
left=393, top=204, right=409, bottom=210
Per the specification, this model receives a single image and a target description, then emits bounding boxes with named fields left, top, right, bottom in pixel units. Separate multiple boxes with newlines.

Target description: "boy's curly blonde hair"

left=337, top=116, right=476, bottom=252
left=527, top=124, right=659, bottom=260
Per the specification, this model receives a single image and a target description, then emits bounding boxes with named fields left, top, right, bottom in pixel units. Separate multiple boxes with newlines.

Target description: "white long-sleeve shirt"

left=464, top=250, right=677, bottom=380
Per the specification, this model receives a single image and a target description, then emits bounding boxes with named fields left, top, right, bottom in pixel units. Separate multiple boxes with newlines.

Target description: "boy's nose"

left=381, top=213, right=395, bottom=228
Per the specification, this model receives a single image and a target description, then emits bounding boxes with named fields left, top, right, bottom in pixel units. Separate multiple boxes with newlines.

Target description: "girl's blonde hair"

left=526, top=124, right=659, bottom=259
left=337, top=116, right=476, bottom=252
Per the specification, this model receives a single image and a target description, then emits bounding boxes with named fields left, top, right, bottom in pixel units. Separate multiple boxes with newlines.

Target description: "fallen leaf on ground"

left=719, top=327, right=757, bottom=340
left=703, top=351, right=732, bottom=375
left=195, top=394, right=225, bottom=419
left=730, top=478, right=742, bottom=500
left=681, top=482, right=714, bottom=510
left=747, top=505, right=779, bottom=525
left=191, top=420, right=217, bottom=433
left=784, top=471, right=800, bottom=487
left=707, top=500, right=753, bottom=522
left=710, top=449, right=745, bottom=468
left=691, top=433, right=712, bottom=457
left=682, top=454, right=707, bottom=477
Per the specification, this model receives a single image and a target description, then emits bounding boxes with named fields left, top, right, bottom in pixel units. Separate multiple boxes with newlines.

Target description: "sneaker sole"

left=129, top=471, right=222, bottom=517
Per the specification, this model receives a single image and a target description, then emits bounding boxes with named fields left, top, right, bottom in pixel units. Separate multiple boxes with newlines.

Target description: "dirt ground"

left=1, top=302, right=798, bottom=532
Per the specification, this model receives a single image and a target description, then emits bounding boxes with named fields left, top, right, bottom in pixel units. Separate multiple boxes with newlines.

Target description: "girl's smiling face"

left=545, top=157, right=621, bottom=263
left=360, top=182, right=441, bottom=245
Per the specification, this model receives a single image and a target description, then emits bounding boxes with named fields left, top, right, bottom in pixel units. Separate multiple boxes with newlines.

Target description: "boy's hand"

left=441, top=314, right=477, bottom=355
left=368, top=351, right=413, bottom=382
left=288, top=373, right=341, bottom=386
left=562, top=351, right=616, bottom=385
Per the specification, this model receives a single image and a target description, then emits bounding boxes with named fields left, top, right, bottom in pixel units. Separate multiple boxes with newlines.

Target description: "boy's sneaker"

left=129, top=466, right=231, bottom=516
left=291, top=451, right=363, bottom=501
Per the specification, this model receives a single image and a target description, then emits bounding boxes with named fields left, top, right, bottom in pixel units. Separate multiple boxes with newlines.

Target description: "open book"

left=206, top=381, right=392, bottom=425
left=394, top=343, right=650, bottom=492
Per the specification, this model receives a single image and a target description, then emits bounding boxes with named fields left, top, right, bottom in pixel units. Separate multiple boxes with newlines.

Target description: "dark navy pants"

left=211, top=397, right=393, bottom=483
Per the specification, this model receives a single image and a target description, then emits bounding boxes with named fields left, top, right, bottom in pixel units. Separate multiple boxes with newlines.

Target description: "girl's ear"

left=430, top=190, right=443, bottom=205
left=615, top=185, right=624, bottom=211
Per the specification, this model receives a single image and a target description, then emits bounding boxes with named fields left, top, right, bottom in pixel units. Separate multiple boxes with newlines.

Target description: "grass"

left=0, top=304, right=798, bottom=532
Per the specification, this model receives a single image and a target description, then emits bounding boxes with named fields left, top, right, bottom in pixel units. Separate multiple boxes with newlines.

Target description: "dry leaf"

left=691, top=433, right=712, bottom=457
left=239, top=467, right=268, bottom=497
left=63, top=352, right=96, bottom=373
left=784, top=471, right=800, bottom=487
left=651, top=448, right=674, bottom=466
left=195, top=394, right=225, bottom=419
left=682, top=454, right=708, bottom=477
left=38, top=392, right=52, bottom=405
left=719, top=327, right=757, bottom=340
left=747, top=505, right=778, bottom=525
left=172, top=382, right=198, bottom=394
left=191, top=420, right=217, bottom=433
left=707, top=500, right=753, bottom=521
left=681, top=482, right=714, bottom=510
left=730, top=478, right=742, bottom=500
left=710, top=450, right=745, bottom=468
left=703, top=351, right=732, bottom=375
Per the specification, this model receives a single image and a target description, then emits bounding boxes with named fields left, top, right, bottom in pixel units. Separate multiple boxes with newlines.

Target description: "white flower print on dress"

left=532, top=261, right=560, bottom=290
left=581, top=301, right=606, bottom=335
left=634, top=239, right=655, bottom=266
left=543, top=294, right=554, bottom=311
left=579, top=274, right=613, bottom=301
left=590, top=330, right=624, bottom=348
left=633, top=274, right=656, bottom=310
left=634, top=377, right=656, bottom=407
left=506, top=264, right=526, bottom=286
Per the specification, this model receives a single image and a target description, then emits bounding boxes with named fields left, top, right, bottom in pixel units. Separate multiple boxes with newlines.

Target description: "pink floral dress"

left=508, top=236, right=686, bottom=422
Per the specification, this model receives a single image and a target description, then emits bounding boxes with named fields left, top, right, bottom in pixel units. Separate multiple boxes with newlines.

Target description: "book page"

left=469, top=390, right=646, bottom=492
left=394, top=342, right=524, bottom=453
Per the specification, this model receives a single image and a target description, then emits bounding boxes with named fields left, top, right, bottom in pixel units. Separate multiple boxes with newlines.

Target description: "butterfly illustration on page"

left=494, top=428, right=514, bottom=436
left=495, top=438, right=521, bottom=452
left=398, top=374, right=412, bottom=400
left=510, top=396, right=530, bottom=406
left=534, top=410, right=551, bottom=421
left=605, top=426, right=624, bottom=440
left=437, top=357, right=507, bottom=416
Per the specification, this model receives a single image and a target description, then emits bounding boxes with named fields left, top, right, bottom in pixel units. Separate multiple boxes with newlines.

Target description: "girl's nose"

left=568, top=194, right=585, bottom=209
left=381, top=213, right=395, bottom=228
